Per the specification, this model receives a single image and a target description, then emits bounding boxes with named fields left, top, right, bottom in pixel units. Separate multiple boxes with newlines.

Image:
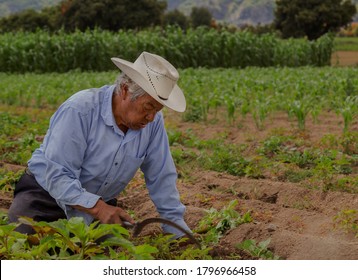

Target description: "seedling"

left=196, top=200, right=252, bottom=244
left=236, top=239, right=281, bottom=260
left=334, top=209, right=358, bottom=238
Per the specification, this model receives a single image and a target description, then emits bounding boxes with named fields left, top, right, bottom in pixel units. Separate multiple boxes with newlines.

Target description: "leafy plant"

left=0, top=216, right=158, bottom=260
left=236, top=239, right=281, bottom=260
left=196, top=200, right=252, bottom=244
left=0, top=169, right=23, bottom=191
left=137, top=233, right=211, bottom=260
left=334, top=209, right=358, bottom=238
left=258, top=135, right=286, bottom=157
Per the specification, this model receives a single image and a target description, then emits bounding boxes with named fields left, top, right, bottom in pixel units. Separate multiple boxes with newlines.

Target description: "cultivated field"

left=332, top=51, right=358, bottom=66
left=1, top=67, right=357, bottom=259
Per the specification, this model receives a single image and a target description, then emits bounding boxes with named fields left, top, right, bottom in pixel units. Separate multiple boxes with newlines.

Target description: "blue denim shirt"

left=28, top=85, right=190, bottom=237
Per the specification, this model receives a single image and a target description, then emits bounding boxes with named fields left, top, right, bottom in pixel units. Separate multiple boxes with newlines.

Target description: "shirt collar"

left=101, top=84, right=116, bottom=127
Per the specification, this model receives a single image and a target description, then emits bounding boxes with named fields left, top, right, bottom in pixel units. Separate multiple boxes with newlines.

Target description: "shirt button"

left=115, top=162, right=118, bottom=166
left=105, top=182, right=108, bottom=185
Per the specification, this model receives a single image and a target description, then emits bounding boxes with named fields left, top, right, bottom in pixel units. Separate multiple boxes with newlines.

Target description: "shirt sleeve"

left=140, top=113, right=191, bottom=238
left=41, top=105, right=101, bottom=210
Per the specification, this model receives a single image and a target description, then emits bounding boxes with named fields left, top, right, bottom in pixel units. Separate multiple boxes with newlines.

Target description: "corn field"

left=0, top=27, right=357, bottom=262
left=1, top=67, right=357, bottom=131
left=0, top=27, right=335, bottom=73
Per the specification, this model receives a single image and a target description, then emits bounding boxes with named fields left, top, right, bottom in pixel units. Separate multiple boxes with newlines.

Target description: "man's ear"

left=120, top=83, right=129, bottom=100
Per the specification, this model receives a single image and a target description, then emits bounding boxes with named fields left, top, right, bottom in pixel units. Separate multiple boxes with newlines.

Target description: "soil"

left=331, top=51, right=358, bottom=67
left=1, top=110, right=357, bottom=260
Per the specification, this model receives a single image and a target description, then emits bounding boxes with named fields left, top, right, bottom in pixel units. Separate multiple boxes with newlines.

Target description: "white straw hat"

left=111, top=52, right=186, bottom=112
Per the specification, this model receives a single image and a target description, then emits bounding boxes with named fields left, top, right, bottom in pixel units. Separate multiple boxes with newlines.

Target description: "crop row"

left=1, top=67, right=357, bottom=131
left=0, top=27, right=335, bottom=73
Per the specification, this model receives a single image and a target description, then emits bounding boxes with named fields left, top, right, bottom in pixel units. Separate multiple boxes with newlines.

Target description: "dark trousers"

left=8, top=173, right=67, bottom=234
left=8, top=172, right=117, bottom=234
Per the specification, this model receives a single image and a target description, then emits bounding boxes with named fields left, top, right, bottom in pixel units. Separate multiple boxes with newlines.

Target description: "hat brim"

left=111, top=57, right=186, bottom=112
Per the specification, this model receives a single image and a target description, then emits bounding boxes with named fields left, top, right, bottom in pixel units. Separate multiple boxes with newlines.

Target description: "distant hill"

left=1, top=0, right=357, bottom=26
left=168, top=0, right=358, bottom=26
left=167, top=0, right=275, bottom=26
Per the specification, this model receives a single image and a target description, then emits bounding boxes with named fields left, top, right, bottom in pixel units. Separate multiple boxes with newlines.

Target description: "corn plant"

left=288, top=99, right=312, bottom=130
left=336, top=96, right=358, bottom=132
left=0, top=28, right=335, bottom=73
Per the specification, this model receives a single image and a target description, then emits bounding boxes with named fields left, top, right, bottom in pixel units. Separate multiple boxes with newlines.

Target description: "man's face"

left=114, top=89, right=164, bottom=131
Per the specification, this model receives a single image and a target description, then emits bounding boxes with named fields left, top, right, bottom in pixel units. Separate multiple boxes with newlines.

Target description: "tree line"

left=0, top=0, right=356, bottom=40
left=0, top=0, right=212, bottom=32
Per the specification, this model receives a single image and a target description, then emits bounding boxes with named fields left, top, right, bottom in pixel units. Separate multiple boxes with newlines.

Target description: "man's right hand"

left=74, top=199, right=135, bottom=225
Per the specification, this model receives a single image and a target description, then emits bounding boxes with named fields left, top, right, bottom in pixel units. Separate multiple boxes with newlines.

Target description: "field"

left=331, top=51, right=358, bottom=67
left=335, top=36, right=358, bottom=51
left=1, top=66, right=357, bottom=260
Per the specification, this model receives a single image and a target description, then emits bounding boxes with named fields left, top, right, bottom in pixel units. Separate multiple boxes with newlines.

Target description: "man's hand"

left=74, top=199, right=135, bottom=225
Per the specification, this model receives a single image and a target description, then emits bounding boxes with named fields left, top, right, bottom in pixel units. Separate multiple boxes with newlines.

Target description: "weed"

left=196, top=200, right=252, bottom=244
left=236, top=239, right=281, bottom=260
left=282, top=168, right=313, bottom=183
left=0, top=169, right=24, bottom=192
left=201, top=145, right=249, bottom=177
left=340, top=132, right=358, bottom=155
left=334, top=209, right=358, bottom=238
left=137, top=233, right=211, bottom=260
left=334, top=177, right=358, bottom=193
left=258, top=135, right=286, bottom=157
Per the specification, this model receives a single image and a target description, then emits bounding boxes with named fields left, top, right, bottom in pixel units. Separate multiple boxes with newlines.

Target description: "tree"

left=190, top=6, right=212, bottom=28
left=0, top=9, right=54, bottom=32
left=58, top=0, right=167, bottom=31
left=274, top=0, right=357, bottom=40
left=0, top=0, right=167, bottom=32
left=163, top=9, right=189, bottom=30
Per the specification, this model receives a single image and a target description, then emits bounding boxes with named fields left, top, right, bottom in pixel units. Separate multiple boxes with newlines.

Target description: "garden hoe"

left=122, top=217, right=201, bottom=249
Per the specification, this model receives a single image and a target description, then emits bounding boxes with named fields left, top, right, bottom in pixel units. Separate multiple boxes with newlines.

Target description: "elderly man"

left=8, top=52, right=190, bottom=238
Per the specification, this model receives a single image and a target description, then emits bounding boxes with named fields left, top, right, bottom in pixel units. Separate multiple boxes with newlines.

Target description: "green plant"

left=282, top=168, right=313, bottom=183
left=288, top=99, right=311, bottom=130
left=340, top=132, right=358, bottom=155
left=196, top=200, right=252, bottom=244
left=0, top=169, right=24, bottom=191
left=137, top=233, right=211, bottom=260
left=236, top=239, right=281, bottom=260
left=258, top=135, right=286, bottom=157
left=0, top=216, right=158, bottom=260
left=0, top=28, right=335, bottom=74
left=201, top=145, right=249, bottom=177
left=334, top=209, right=358, bottom=238
left=278, top=148, right=317, bottom=168
left=337, top=96, right=358, bottom=132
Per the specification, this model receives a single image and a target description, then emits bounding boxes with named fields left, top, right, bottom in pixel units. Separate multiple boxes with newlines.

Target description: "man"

left=8, top=51, right=190, bottom=238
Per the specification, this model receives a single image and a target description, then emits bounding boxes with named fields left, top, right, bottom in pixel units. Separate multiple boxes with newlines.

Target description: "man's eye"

left=144, top=105, right=155, bottom=112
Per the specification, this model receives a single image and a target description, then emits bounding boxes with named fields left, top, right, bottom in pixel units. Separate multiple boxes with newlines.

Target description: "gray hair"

left=114, top=73, right=147, bottom=101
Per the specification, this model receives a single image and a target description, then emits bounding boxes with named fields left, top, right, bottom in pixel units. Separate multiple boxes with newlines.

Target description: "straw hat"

left=111, top=52, right=186, bottom=112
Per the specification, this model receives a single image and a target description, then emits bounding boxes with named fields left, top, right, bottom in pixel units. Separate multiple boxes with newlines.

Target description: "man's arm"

left=140, top=113, right=191, bottom=238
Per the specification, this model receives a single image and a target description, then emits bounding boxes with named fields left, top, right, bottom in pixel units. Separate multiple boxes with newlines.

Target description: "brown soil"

left=1, top=110, right=357, bottom=260
left=331, top=51, right=358, bottom=67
